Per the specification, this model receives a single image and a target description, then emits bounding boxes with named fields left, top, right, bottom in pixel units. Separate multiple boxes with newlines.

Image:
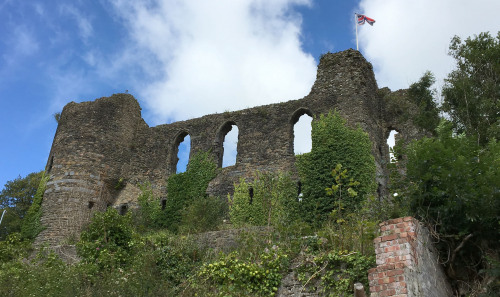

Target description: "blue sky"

left=1, top=0, right=499, bottom=187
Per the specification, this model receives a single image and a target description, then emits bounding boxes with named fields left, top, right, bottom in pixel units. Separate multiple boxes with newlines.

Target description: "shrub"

left=196, top=247, right=289, bottom=296
left=179, top=195, right=228, bottom=234
left=77, top=207, right=135, bottom=270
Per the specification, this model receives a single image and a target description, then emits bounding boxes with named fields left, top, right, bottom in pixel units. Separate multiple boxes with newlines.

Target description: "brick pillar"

left=368, top=217, right=452, bottom=297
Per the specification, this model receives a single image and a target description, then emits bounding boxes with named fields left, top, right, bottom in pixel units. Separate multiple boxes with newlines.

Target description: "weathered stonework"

left=36, top=49, right=427, bottom=246
left=368, top=217, right=452, bottom=297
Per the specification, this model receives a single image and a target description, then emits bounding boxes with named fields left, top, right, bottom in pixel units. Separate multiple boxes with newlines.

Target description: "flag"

left=357, top=14, right=375, bottom=26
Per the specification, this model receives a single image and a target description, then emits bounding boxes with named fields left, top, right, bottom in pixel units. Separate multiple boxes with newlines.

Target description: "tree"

left=0, top=171, right=43, bottom=240
left=393, top=120, right=500, bottom=290
left=442, top=32, right=500, bottom=145
left=408, top=71, right=440, bottom=134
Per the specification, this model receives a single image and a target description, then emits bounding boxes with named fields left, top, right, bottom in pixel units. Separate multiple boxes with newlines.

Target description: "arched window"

left=172, top=131, right=191, bottom=173
left=387, top=129, right=399, bottom=162
left=290, top=108, right=313, bottom=155
left=215, top=121, right=238, bottom=168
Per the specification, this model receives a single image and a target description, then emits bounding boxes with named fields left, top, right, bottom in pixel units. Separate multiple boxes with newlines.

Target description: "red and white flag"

left=356, top=14, right=375, bottom=26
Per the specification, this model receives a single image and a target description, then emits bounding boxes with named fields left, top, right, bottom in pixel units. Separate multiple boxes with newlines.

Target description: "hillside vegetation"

left=0, top=32, right=499, bottom=296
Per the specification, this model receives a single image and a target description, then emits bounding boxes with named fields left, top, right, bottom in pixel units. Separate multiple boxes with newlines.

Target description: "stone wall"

left=36, top=49, right=427, bottom=246
left=368, top=217, right=452, bottom=297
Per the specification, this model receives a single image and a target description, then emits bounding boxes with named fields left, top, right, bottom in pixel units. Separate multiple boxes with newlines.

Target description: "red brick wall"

left=368, top=217, right=418, bottom=297
left=368, top=217, right=452, bottom=297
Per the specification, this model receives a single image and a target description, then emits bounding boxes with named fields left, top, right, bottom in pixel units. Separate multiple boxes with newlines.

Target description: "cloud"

left=358, top=0, right=500, bottom=91
left=11, top=26, right=39, bottom=56
left=59, top=4, right=93, bottom=42
left=109, top=0, right=317, bottom=124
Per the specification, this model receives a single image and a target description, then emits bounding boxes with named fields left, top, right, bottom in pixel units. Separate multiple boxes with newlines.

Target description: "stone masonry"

left=35, top=49, right=428, bottom=246
left=368, top=217, right=452, bottom=297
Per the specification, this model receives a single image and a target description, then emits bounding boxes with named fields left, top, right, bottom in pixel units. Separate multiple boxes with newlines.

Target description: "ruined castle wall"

left=37, top=49, right=421, bottom=246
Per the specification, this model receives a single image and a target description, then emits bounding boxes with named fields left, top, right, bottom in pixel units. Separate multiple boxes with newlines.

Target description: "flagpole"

left=355, top=13, right=359, bottom=51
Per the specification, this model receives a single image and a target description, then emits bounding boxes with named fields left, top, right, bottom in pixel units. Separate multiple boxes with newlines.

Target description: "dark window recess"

left=88, top=201, right=95, bottom=209
left=297, top=181, right=302, bottom=196
left=249, top=187, right=254, bottom=204
left=120, top=204, right=128, bottom=215
left=47, top=156, right=54, bottom=173
left=161, top=199, right=167, bottom=210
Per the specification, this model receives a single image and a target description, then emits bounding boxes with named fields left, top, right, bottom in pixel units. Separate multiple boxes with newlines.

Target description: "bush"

left=179, top=195, right=228, bottom=234
left=196, top=247, right=289, bottom=296
left=77, top=207, right=135, bottom=270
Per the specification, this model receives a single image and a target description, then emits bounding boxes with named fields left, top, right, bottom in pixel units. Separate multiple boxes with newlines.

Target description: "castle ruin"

left=35, top=49, right=425, bottom=246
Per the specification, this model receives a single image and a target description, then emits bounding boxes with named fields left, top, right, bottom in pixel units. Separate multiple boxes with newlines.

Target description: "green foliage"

left=0, top=171, right=43, bottom=239
left=229, top=172, right=299, bottom=228
left=297, top=250, right=374, bottom=296
left=296, top=111, right=376, bottom=224
left=53, top=112, right=61, bottom=123
left=135, top=182, right=163, bottom=230
left=319, top=196, right=382, bottom=255
left=77, top=207, right=135, bottom=270
left=392, top=120, right=500, bottom=288
left=20, top=172, right=48, bottom=240
left=196, top=247, right=288, bottom=296
left=164, top=151, right=218, bottom=232
left=408, top=71, right=440, bottom=133
left=0, top=250, right=81, bottom=297
left=0, top=233, right=31, bottom=263
left=179, top=195, right=228, bottom=234
left=442, top=31, right=500, bottom=145
left=325, top=164, right=360, bottom=216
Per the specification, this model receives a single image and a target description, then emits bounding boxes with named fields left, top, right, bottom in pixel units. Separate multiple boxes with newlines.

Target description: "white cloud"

left=59, top=4, right=93, bottom=42
left=358, top=0, right=500, bottom=91
left=109, top=0, right=317, bottom=124
left=12, top=26, right=39, bottom=56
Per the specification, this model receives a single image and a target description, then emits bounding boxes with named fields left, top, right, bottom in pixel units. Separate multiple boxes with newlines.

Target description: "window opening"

left=119, top=204, right=128, bottom=215
left=216, top=121, right=238, bottom=168
left=297, top=181, right=303, bottom=202
left=387, top=130, right=399, bottom=162
left=175, top=133, right=191, bottom=173
left=290, top=109, right=313, bottom=155
left=88, top=201, right=95, bottom=209
left=222, top=125, right=238, bottom=167
left=161, top=199, right=167, bottom=210
left=249, top=187, right=254, bottom=204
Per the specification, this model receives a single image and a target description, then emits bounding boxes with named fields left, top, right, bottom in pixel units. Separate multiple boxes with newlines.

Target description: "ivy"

left=229, top=172, right=299, bottom=228
left=20, top=172, right=48, bottom=240
left=163, top=151, right=218, bottom=232
left=296, top=111, right=376, bottom=224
